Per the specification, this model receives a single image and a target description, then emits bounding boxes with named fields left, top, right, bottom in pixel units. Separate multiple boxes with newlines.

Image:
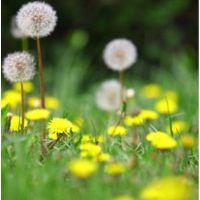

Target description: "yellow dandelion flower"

left=10, top=115, right=28, bottom=132
left=140, top=109, right=159, bottom=121
left=13, top=81, right=34, bottom=93
left=146, top=131, right=177, bottom=150
left=166, top=120, right=187, bottom=135
left=79, top=143, right=101, bottom=157
left=180, top=134, right=195, bottom=149
left=48, top=132, right=58, bottom=140
left=107, top=126, right=127, bottom=136
left=28, top=97, right=41, bottom=108
left=1, top=99, right=8, bottom=109
left=28, top=96, right=59, bottom=109
left=45, top=96, right=59, bottom=109
left=124, top=115, right=144, bottom=126
left=114, top=195, right=134, bottom=200
left=105, top=162, right=126, bottom=176
left=26, top=109, right=50, bottom=121
left=97, top=153, right=111, bottom=162
left=71, top=124, right=80, bottom=133
left=142, top=83, right=162, bottom=99
left=163, top=90, right=178, bottom=102
left=140, top=176, right=196, bottom=200
left=2, top=90, right=21, bottom=109
left=47, top=117, right=79, bottom=140
left=96, top=135, right=105, bottom=143
left=68, top=159, right=97, bottom=179
left=155, top=98, right=177, bottom=114
left=81, top=135, right=92, bottom=143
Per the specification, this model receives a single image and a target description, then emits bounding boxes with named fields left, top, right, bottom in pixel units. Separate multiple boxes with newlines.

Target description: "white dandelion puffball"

left=96, top=80, right=122, bottom=111
left=126, top=88, right=135, bottom=98
left=11, top=16, right=26, bottom=38
left=2, top=52, right=35, bottom=83
left=103, top=38, right=137, bottom=71
left=16, top=1, right=57, bottom=38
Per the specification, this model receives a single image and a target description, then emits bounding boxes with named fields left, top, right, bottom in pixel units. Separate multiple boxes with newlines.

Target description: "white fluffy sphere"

left=11, top=16, right=26, bottom=38
left=103, top=38, right=137, bottom=71
left=2, top=52, right=35, bottom=83
left=16, top=1, right=57, bottom=38
left=96, top=80, right=122, bottom=111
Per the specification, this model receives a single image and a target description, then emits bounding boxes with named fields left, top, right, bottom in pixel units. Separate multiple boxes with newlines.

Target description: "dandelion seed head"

left=96, top=80, right=122, bottom=111
left=2, top=52, right=35, bottom=83
left=16, top=1, right=57, bottom=38
left=103, top=38, right=137, bottom=71
left=11, top=16, right=26, bottom=38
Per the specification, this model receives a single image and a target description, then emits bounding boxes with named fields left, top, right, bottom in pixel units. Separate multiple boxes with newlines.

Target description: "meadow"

left=1, top=1, right=198, bottom=200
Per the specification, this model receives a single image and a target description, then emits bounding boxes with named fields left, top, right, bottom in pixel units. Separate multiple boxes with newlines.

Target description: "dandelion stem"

left=36, top=36, right=45, bottom=109
left=119, top=70, right=124, bottom=104
left=20, top=82, right=25, bottom=132
left=22, top=37, right=28, bottom=51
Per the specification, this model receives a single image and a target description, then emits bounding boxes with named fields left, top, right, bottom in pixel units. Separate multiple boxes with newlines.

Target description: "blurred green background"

left=2, top=0, right=198, bottom=85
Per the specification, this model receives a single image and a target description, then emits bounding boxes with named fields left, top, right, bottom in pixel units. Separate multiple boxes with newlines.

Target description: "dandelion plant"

left=2, top=52, right=35, bottom=131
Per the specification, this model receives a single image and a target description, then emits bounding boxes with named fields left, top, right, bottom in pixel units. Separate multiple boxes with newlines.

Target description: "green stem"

left=119, top=70, right=124, bottom=104
left=36, top=36, right=45, bottom=109
left=22, top=37, right=28, bottom=51
left=20, top=82, right=25, bottom=132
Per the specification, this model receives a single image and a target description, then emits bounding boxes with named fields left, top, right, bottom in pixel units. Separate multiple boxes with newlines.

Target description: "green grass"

left=2, top=47, right=198, bottom=200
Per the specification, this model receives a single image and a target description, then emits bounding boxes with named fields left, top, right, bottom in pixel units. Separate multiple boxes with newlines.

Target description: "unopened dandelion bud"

left=126, top=88, right=135, bottom=98
left=6, top=112, right=13, bottom=119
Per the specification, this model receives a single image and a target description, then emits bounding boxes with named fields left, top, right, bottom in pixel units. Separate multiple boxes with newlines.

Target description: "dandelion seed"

left=16, top=1, right=57, bottom=38
left=96, top=80, right=122, bottom=111
left=2, top=52, right=35, bottom=83
left=103, top=39, right=137, bottom=71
